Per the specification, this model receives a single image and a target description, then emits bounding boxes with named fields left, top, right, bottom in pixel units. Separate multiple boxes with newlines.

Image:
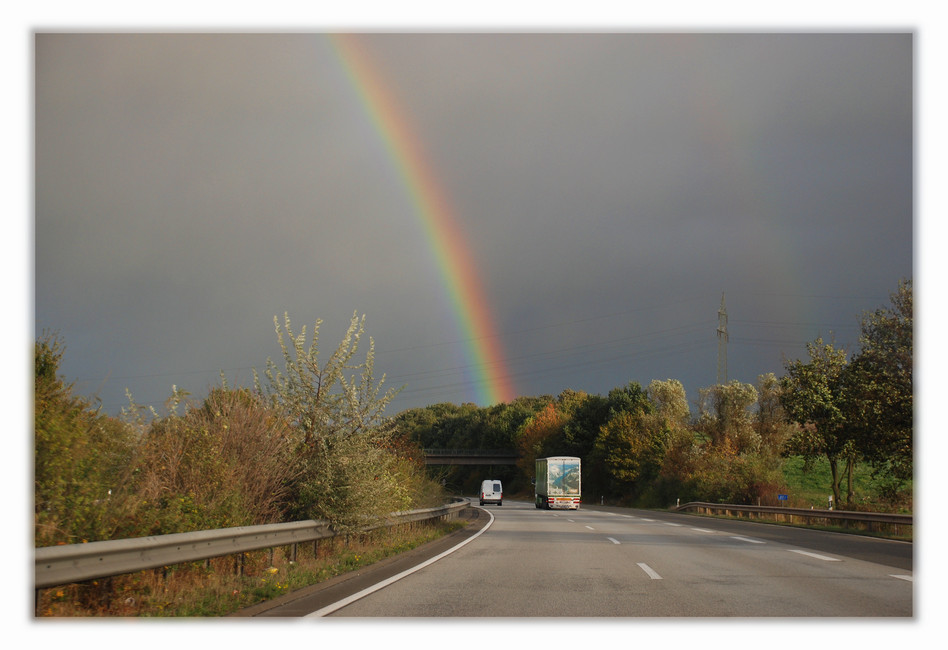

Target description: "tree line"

left=395, top=280, right=913, bottom=510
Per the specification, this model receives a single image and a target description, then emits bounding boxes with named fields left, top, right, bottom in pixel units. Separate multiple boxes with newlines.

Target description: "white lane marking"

left=607, top=537, right=620, bottom=545
left=585, top=525, right=595, bottom=530
left=691, top=527, right=715, bottom=533
left=640, top=518, right=655, bottom=522
left=789, top=549, right=841, bottom=562
left=664, top=522, right=683, bottom=527
left=621, top=515, right=636, bottom=519
left=890, top=574, right=913, bottom=582
left=567, top=519, right=575, bottom=522
left=637, top=563, right=663, bottom=579
left=731, top=536, right=766, bottom=544
left=306, top=506, right=495, bottom=617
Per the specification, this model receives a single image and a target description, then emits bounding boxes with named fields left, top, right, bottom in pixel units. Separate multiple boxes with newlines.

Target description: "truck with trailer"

left=534, top=456, right=581, bottom=509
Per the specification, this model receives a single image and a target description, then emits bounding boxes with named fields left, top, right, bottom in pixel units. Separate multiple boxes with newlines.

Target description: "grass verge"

left=780, top=455, right=912, bottom=512
left=36, top=517, right=467, bottom=617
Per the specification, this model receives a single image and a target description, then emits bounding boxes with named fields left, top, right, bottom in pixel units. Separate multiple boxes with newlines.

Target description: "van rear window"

left=493, top=483, right=501, bottom=492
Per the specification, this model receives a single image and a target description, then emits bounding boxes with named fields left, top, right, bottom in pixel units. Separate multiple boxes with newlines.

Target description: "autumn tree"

left=756, top=372, right=794, bottom=453
left=587, top=382, right=656, bottom=500
left=561, top=392, right=610, bottom=458
left=516, top=402, right=566, bottom=480
left=781, top=338, right=856, bottom=507
left=696, top=380, right=760, bottom=452
left=120, top=387, right=299, bottom=536
left=34, top=332, right=137, bottom=545
left=646, top=379, right=690, bottom=433
left=592, top=410, right=665, bottom=500
left=844, top=280, right=913, bottom=489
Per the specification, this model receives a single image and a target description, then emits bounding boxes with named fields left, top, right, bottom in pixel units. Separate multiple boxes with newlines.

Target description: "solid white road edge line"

left=305, top=506, right=496, bottom=618
left=890, top=574, right=913, bottom=581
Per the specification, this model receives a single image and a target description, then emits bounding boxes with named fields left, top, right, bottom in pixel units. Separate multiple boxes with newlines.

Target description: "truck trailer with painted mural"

left=534, top=456, right=581, bottom=509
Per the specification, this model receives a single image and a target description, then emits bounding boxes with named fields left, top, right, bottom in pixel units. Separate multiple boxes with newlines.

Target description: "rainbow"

left=329, top=34, right=516, bottom=405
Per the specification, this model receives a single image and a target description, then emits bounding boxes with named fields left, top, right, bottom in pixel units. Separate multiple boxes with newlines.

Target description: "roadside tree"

left=780, top=338, right=856, bottom=507
left=34, top=332, right=137, bottom=545
left=696, top=380, right=759, bottom=452
left=516, top=402, right=567, bottom=480
left=844, top=280, right=913, bottom=491
left=256, top=312, right=406, bottom=530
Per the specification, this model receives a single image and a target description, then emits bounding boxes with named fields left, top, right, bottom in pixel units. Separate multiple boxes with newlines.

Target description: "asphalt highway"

left=241, top=499, right=912, bottom=618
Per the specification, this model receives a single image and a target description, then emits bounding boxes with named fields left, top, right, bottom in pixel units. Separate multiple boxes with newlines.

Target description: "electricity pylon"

left=717, top=292, right=728, bottom=385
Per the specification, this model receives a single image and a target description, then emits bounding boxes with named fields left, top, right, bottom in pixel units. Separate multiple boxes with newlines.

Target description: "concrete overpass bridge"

left=422, top=449, right=520, bottom=466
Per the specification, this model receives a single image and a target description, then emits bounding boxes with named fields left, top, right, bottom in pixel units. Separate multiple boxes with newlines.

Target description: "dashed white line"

left=637, top=563, right=663, bottom=579
left=664, top=522, right=683, bottom=527
left=731, top=536, right=766, bottom=544
left=607, top=537, right=620, bottom=545
left=890, top=574, right=913, bottom=582
left=640, top=518, right=655, bottom=522
left=789, top=549, right=841, bottom=562
left=691, top=527, right=715, bottom=533
left=585, top=525, right=595, bottom=530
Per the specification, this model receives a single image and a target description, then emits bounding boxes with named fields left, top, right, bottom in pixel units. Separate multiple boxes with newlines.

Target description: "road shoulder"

left=231, top=506, right=488, bottom=617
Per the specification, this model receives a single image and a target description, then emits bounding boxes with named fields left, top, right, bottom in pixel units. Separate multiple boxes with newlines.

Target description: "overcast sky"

left=34, top=32, right=914, bottom=416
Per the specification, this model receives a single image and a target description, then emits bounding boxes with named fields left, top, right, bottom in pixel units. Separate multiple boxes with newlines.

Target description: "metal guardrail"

left=35, top=498, right=469, bottom=590
left=675, top=501, right=912, bottom=529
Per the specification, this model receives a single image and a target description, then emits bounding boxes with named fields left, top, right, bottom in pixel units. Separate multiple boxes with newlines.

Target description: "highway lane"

left=314, top=499, right=912, bottom=617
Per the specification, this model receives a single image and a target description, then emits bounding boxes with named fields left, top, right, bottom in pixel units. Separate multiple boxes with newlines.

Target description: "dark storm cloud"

left=34, top=32, right=913, bottom=414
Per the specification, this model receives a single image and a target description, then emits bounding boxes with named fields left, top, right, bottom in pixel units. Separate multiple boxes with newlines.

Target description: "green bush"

left=34, top=333, right=137, bottom=545
left=35, top=319, right=448, bottom=547
left=119, top=387, right=298, bottom=536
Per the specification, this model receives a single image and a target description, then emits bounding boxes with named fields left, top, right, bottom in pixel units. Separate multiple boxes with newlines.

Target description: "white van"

left=479, top=479, right=503, bottom=506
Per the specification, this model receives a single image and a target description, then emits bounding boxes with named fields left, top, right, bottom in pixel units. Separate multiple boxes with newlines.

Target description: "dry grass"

left=36, top=518, right=465, bottom=617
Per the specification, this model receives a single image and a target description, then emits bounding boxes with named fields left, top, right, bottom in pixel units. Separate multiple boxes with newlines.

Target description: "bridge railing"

left=422, top=449, right=520, bottom=465
left=422, top=448, right=519, bottom=456
left=34, top=498, right=469, bottom=591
